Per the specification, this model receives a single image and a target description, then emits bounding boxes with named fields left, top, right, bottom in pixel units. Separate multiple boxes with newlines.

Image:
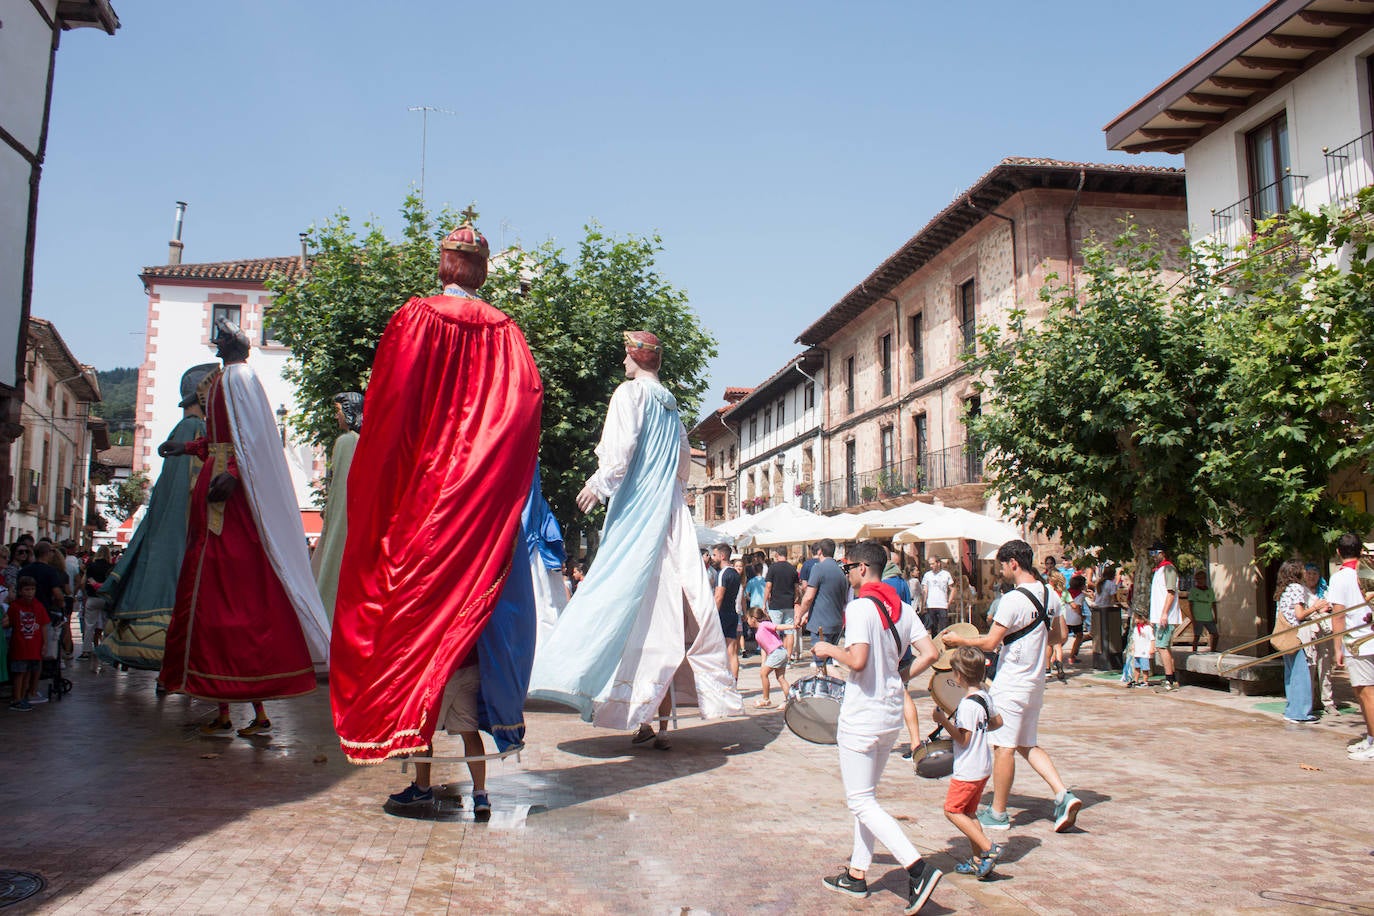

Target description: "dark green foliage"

left=265, top=195, right=715, bottom=529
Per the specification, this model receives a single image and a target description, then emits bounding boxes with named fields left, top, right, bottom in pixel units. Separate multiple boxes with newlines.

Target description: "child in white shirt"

left=1129, top=610, right=1155, bottom=688
left=931, top=646, right=1004, bottom=880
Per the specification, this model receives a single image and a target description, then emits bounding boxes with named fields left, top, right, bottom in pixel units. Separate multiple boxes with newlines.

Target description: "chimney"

left=168, top=201, right=187, bottom=265
left=299, top=231, right=309, bottom=272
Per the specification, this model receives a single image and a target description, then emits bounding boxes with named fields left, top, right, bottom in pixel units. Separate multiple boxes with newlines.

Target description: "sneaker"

left=1162, top=680, right=1178, bottom=692
left=237, top=718, right=272, bottom=737
left=1347, top=735, right=1374, bottom=756
left=1282, top=716, right=1317, bottom=724
left=653, top=734, right=671, bottom=751
left=977, top=807, right=1010, bottom=831
left=8, top=700, right=32, bottom=711
left=904, top=860, right=943, bottom=914
left=822, top=868, right=869, bottom=898
left=1053, top=791, right=1082, bottom=832
left=28, top=694, right=48, bottom=705
left=387, top=783, right=434, bottom=807
left=1350, top=742, right=1374, bottom=761
left=472, top=791, right=492, bottom=822
left=199, top=719, right=234, bottom=738
left=631, top=724, right=655, bottom=745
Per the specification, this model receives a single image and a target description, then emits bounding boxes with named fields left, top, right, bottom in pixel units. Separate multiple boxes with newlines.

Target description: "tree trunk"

left=1130, top=515, right=1164, bottom=615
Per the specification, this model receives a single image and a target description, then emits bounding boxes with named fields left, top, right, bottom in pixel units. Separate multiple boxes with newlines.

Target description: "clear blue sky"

left=33, top=0, right=1259, bottom=411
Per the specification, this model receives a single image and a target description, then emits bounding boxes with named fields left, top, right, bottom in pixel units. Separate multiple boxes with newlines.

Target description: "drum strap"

left=866, top=596, right=904, bottom=662
left=1002, top=586, right=1050, bottom=647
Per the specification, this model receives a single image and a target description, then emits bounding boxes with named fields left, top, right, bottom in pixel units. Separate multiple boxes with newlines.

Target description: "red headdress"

left=623, top=330, right=663, bottom=372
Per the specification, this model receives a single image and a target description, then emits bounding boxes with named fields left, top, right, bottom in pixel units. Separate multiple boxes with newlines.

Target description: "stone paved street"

left=3, top=655, right=1373, bottom=915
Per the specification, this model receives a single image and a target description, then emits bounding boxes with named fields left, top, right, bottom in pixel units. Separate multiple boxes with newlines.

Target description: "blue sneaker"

left=472, top=790, right=492, bottom=823
left=977, top=807, right=1010, bottom=831
left=1053, top=791, right=1082, bottom=832
left=387, top=783, right=434, bottom=807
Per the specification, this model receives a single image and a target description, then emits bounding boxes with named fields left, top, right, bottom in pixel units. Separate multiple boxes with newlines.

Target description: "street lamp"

left=275, top=405, right=288, bottom=446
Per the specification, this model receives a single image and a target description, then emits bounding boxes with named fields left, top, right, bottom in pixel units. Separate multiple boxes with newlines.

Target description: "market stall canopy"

left=745, top=512, right=871, bottom=549
left=696, top=524, right=736, bottom=549
left=893, top=508, right=1021, bottom=546
left=714, top=503, right=820, bottom=541
left=846, top=502, right=952, bottom=539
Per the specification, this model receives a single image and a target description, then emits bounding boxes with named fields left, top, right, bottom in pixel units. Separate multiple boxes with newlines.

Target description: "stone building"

left=796, top=157, right=1187, bottom=538
left=6, top=317, right=106, bottom=544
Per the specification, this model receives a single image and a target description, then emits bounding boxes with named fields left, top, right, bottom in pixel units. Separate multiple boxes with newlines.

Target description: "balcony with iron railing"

left=1324, top=128, right=1374, bottom=211
left=1209, top=173, right=1307, bottom=266
left=817, top=444, right=983, bottom=511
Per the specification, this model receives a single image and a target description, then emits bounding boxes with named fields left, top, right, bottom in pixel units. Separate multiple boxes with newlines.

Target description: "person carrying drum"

left=930, top=645, right=1003, bottom=880
left=941, top=539, right=1083, bottom=834
left=813, top=541, right=942, bottom=914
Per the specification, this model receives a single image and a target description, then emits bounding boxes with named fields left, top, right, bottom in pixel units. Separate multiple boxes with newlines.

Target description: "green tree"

left=965, top=227, right=1225, bottom=601
left=1198, top=191, right=1374, bottom=560
left=266, top=196, right=716, bottom=541
left=109, top=471, right=149, bottom=522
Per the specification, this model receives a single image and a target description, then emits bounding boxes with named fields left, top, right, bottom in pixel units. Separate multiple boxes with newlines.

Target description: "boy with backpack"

left=931, top=645, right=1004, bottom=879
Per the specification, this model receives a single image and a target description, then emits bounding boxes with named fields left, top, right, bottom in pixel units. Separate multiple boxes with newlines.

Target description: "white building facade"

left=134, top=257, right=321, bottom=512
left=728, top=351, right=824, bottom=515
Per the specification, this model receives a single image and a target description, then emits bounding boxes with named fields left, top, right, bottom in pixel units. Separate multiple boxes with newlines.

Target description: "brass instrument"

left=1218, top=597, right=1371, bottom=676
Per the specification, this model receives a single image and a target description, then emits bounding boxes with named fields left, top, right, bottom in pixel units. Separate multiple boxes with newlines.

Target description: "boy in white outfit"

left=814, top=541, right=942, bottom=914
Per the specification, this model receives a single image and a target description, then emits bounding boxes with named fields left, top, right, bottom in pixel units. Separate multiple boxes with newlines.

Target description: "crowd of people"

left=1, top=534, right=119, bottom=710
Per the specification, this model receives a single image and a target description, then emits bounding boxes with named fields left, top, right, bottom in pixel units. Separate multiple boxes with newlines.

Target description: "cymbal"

left=932, top=622, right=978, bottom=669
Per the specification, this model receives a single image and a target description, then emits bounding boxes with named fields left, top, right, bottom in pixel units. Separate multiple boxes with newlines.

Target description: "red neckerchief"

left=1342, top=559, right=1359, bottom=570
left=859, top=581, right=902, bottom=629
left=1069, top=587, right=1083, bottom=599
left=1153, top=557, right=1173, bottom=572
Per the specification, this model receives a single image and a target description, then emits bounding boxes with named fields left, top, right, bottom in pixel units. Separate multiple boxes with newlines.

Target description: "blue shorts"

left=718, top=608, right=739, bottom=640
left=1133, top=657, right=1152, bottom=671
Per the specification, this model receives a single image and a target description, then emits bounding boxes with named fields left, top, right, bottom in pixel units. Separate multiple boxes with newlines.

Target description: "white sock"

left=1054, top=791, right=1066, bottom=803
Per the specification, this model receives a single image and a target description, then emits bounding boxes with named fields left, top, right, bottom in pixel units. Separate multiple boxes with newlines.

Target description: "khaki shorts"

left=1154, top=624, right=1177, bottom=650
left=438, top=665, right=481, bottom=734
left=1347, top=653, right=1374, bottom=688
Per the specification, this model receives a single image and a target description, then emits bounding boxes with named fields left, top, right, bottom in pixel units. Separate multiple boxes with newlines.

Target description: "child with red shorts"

left=931, top=646, right=1003, bottom=880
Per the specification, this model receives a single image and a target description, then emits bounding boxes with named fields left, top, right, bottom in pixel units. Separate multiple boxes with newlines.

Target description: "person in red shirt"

left=7, top=577, right=46, bottom=711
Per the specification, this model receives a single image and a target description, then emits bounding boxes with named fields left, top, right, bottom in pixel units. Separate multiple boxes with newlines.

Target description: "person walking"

left=1274, top=559, right=1323, bottom=724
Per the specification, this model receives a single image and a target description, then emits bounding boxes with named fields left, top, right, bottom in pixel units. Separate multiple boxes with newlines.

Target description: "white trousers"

left=837, top=726, right=919, bottom=872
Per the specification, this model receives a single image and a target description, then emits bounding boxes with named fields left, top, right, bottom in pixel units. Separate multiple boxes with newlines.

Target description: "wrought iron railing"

left=817, top=445, right=983, bottom=511
left=1209, top=173, right=1307, bottom=260
left=1324, top=129, right=1374, bottom=210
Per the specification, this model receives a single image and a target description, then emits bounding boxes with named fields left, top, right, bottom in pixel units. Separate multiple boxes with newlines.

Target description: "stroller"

left=41, top=612, right=74, bottom=701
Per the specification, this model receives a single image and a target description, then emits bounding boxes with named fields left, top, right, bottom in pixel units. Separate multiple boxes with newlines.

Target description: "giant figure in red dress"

left=331, top=218, right=543, bottom=766
left=159, top=320, right=331, bottom=736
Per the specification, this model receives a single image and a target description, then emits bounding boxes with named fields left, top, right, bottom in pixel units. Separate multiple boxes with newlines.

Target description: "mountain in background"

left=93, top=367, right=137, bottom=445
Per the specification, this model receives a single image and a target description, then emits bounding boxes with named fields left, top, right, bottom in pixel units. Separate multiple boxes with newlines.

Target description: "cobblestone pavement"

left=3, top=653, right=1373, bottom=915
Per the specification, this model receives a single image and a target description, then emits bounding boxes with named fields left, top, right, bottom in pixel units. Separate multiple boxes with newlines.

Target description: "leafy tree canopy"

left=965, top=227, right=1225, bottom=593
left=266, top=194, right=716, bottom=531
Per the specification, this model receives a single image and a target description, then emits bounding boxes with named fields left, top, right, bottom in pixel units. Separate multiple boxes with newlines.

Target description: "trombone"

left=1217, top=596, right=1372, bottom=676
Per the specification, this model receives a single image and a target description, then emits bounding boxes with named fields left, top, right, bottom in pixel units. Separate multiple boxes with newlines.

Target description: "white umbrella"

left=893, top=507, right=1020, bottom=546
left=747, top=512, right=871, bottom=549
left=850, top=502, right=951, bottom=539
left=695, top=524, right=736, bottom=549
left=714, top=502, right=819, bottom=540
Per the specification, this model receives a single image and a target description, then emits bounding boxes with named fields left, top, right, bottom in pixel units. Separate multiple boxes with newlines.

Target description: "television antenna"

left=407, top=105, right=455, bottom=200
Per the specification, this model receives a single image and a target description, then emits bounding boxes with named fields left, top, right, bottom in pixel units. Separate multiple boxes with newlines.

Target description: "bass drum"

left=784, top=675, right=846, bottom=745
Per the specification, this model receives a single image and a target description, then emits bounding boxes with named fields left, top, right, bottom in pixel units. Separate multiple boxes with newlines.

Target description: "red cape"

left=331, top=294, right=542, bottom=764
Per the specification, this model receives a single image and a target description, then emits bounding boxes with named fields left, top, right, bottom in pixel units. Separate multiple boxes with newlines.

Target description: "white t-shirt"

left=837, top=595, right=926, bottom=734
left=922, top=569, right=953, bottom=608
left=952, top=689, right=997, bottom=781
left=991, top=582, right=1060, bottom=700
left=1093, top=579, right=1119, bottom=608
left=1329, top=564, right=1372, bottom=657
left=1130, top=622, right=1155, bottom=658
left=1150, top=563, right=1181, bottom=626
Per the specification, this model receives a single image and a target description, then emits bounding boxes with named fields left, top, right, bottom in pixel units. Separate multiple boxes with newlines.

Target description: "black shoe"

left=822, top=869, right=868, bottom=898
left=901, top=746, right=915, bottom=760
left=905, top=860, right=943, bottom=914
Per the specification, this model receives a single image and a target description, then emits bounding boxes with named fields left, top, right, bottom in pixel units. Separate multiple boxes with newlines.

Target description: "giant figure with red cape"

left=158, top=320, right=331, bottom=737
left=331, top=218, right=543, bottom=767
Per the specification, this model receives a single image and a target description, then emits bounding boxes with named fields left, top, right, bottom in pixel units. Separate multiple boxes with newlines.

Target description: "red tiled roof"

left=723, top=387, right=753, bottom=401
left=140, top=256, right=308, bottom=285
left=96, top=445, right=134, bottom=468
left=796, top=157, right=1185, bottom=346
